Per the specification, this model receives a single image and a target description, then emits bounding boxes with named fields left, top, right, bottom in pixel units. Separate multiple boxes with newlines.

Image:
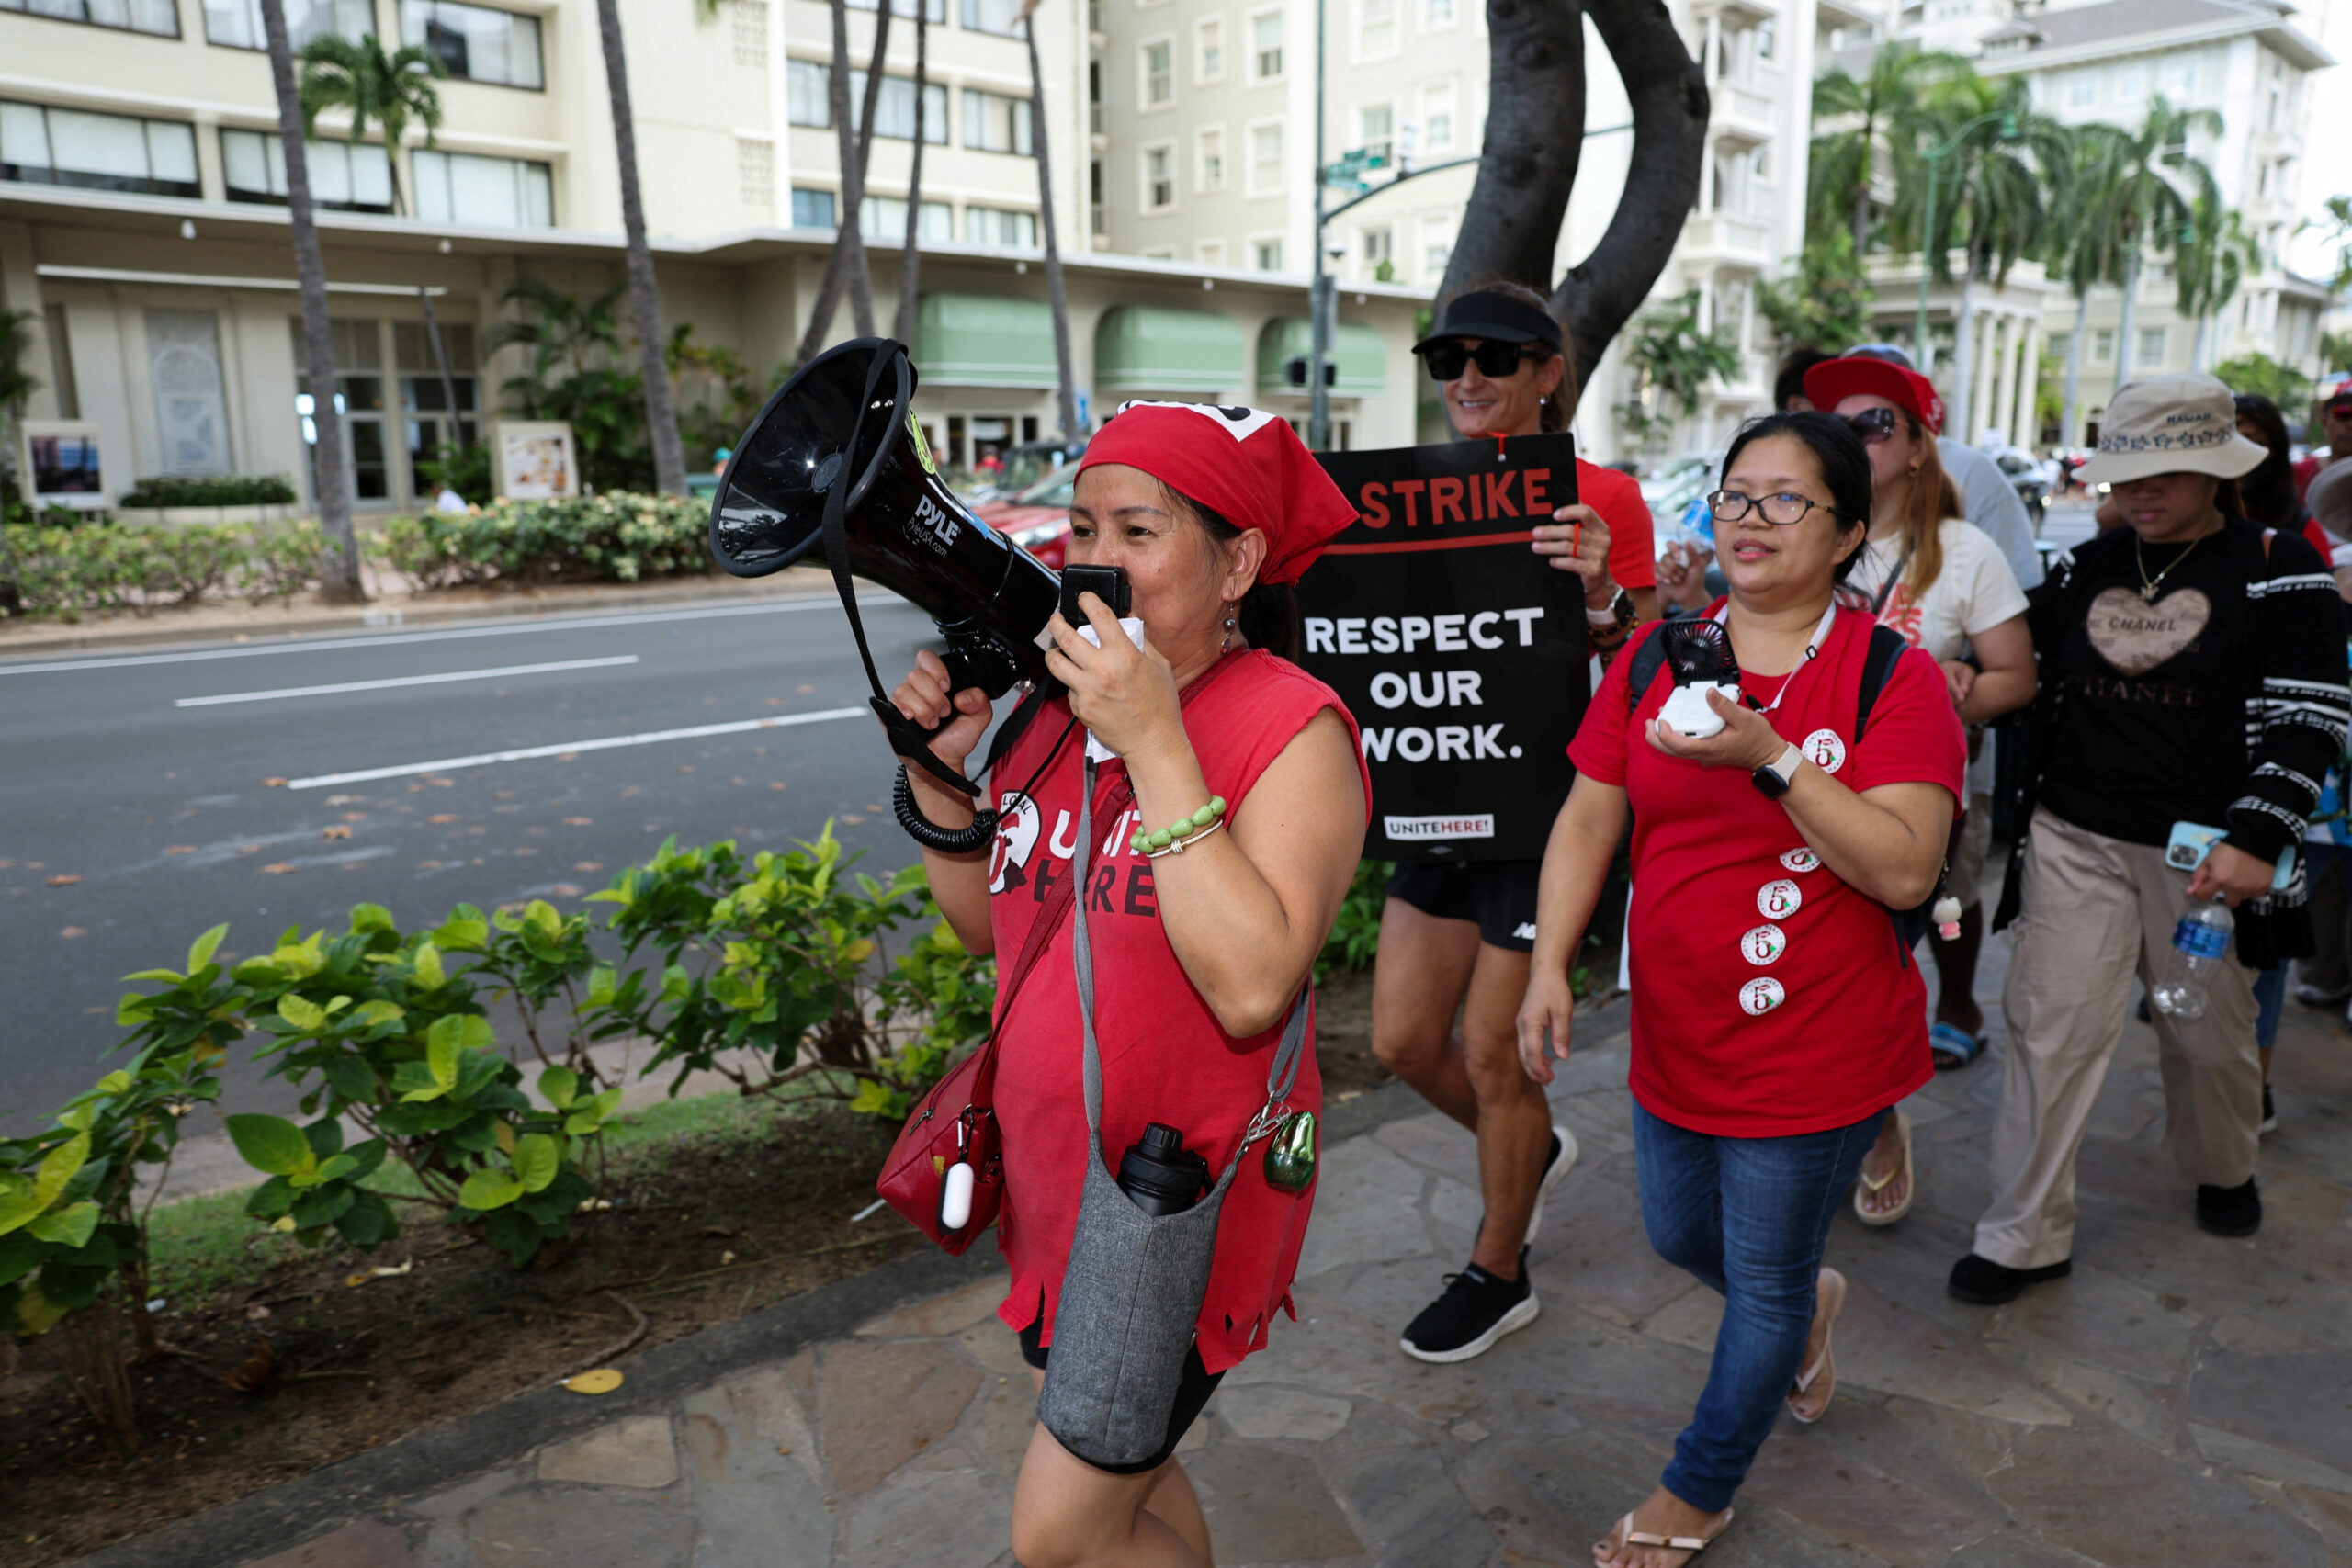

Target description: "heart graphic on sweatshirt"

left=2086, top=586, right=2210, bottom=676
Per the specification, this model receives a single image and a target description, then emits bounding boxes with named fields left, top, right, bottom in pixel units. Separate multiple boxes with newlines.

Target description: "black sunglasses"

left=1841, top=407, right=1902, bottom=446
left=1421, top=339, right=1549, bottom=382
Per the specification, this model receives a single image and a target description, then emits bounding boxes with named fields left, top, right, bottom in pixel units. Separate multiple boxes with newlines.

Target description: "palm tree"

left=0, top=308, right=36, bottom=613
left=792, top=0, right=896, bottom=367
left=262, top=0, right=362, bottom=599
left=485, top=279, right=628, bottom=414
left=1808, top=44, right=1970, bottom=254
left=590, top=0, right=688, bottom=494
left=895, top=0, right=932, bottom=341
left=296, top=33, right=444, bottom=217
left=2048, top=122, right=2128, bottom=449
left=1019, top=0, right=1078, bottom=438
left=2103, top=96, right=2222, bottom=386
left=2175, top=192, right=2258, bottom=372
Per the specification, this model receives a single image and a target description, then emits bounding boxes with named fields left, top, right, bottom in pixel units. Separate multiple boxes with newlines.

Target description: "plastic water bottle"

left=2151, top=896, right=2233, bottom=1020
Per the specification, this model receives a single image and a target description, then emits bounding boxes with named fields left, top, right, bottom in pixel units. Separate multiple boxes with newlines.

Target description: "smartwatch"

left=1751, top=742, right=1803, bottom=800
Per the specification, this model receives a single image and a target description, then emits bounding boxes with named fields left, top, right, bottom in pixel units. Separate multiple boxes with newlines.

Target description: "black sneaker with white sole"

left=1400, top=1247, right=1539, bottom=1363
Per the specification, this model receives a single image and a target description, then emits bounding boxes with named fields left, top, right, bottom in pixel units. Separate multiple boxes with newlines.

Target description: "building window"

left=1422, top=0, right=1453, bottom=24
left=1419, top=216, right=1452, bottom=280
left=2092, top=327, right=2114, bottom=362
left=787, top=60, right=831, bottom=127
left=2160, top=55, right=2198, bottom=96
left=1197, top=237, right=1227, bottom=266
left=0, top=100, right=199, bottom=197
left=204, top=0, right=372, bottom=50
left=791, top=186, right=836, bottom=228
left=2114, top=62, right=2145, bottom=99
left=964, top=89, right=1035, bottom=154
left=1249, top=119, right=1283, bottom=195
left=1250, top=9, right=1283, bottom=81
left=1754, top=17, right=1773, bottom=61
left=2067, top=69, right=2096, bottom=108
left=960, top=0, right=1023, bottom=36
left=2137, top=326, right=2166, bottom=366
left=0, top=0, right=177, bottom=39
left=1141, top=246, right=1176, bottom=260
left=853, top=71, right=950, bottom=141
left=737, top=137, right=773, bottom=207
left=400, top=0, right=543, bottom=89
left=729, top=0, right=764, bottom=66
left=1357, top=0, right=1395, bottom=56
left=221, top=126, right=394, bottom=210
left=1358, top=103, right=1392, bottom=164
left=293, top=317, right=392, bottom=502
left=2048, top=333, right=2071, bottom=362
left=861, top=194, right=953, bottom=239
left=1143, top=142, right=1174, bottom=210
left=1195, top=17, right=1223, bottom=82
left=1253, top=236, right=1283, bottom=271
left=1419, top=82, right=1454, bottom=152
left=850, top=0, right=946, bottom=17
left=1360, top=223, right=1392, bottom=279
left=395, top=319, right=478, bottom=493
left=411, top=149, right=553, bottom=228
left=1143, top=38, right=1174, bottom=107
left=1090, top=155, right=1105, bottom=233
left=1195, top=125, right=1226, bottom=191
left=968, top=206, right=1038, bottom=247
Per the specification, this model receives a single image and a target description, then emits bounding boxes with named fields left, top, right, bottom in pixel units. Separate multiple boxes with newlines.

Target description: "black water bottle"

left=1117, top=1123, right=1211, bottom=1216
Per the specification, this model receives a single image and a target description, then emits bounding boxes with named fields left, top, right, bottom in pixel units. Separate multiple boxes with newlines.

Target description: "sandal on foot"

left=1786, top=1269, right=1847, bottom=1426
left=1596, top=1507, right=1735, bottom=1562
left=1853, top=1111, right=1915, bottom=1227
left=1929, top=1021, right=1985, bottom=1070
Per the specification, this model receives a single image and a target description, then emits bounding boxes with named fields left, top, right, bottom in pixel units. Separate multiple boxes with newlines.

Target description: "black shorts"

left=1018, top=1316, right=1223, bottom=1475
left=1386, top=859, right=1543, bottom=952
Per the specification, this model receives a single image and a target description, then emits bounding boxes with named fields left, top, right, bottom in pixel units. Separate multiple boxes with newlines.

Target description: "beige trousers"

left=1975, top=809, right=2262, bottom=1269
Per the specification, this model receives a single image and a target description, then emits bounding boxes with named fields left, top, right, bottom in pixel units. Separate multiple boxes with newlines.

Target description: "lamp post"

left=1308, top=0, right=1331, bottom=449
left=1914, top=108, right=2015, bottom=375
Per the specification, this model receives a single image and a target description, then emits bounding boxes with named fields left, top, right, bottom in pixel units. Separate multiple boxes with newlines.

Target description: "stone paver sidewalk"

left=75, top=954, right=2352, bottom=1567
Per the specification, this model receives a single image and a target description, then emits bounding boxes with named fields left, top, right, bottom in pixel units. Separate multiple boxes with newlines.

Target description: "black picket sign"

left=1299, top=434, right=1590, bottom=863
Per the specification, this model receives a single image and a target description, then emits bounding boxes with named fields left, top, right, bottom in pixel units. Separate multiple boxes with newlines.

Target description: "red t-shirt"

left=986, top=650, right=1368, bottom=1374
left=1578, top=459, right=1657, bottom=591
left=2302, top=518, right=2335, bottom=561
left=1567, top=606, right=1964, bottom=1136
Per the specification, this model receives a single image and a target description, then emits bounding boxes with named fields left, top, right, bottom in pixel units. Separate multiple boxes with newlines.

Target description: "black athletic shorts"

left=1018, top=1315, right=1223, bottom=1475
left=1386, top=858, right=1543, bottom=952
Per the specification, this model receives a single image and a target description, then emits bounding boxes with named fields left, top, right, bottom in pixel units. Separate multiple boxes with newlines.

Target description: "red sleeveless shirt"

left=985, top=649, right=1367, bottom=1374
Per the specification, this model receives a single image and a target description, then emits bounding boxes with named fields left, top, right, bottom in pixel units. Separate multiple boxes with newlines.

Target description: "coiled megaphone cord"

left=894, top=705, right=1081, bottom=855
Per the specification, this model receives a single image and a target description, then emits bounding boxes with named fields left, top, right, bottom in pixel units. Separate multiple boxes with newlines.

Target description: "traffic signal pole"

left=1308, top=0, right=1332, bottom=450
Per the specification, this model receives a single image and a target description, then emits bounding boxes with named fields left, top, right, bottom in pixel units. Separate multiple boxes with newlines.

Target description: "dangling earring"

left=1220, top=611, right=1238, bottom=653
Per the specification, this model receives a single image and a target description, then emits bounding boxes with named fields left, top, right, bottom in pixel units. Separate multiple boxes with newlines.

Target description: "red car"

left=974, top=460, right=1078, bottom=570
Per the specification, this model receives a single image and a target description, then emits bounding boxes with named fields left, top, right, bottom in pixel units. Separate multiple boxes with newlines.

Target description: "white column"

left=1973, top=311, right=2000, bottom=442
left=2011, top=321, right=2041, bottom=448
left=1705, top=12, right=1723, bottom=83
left=1986, top=314, right=2014, bottom=450
left=1699, top=141, right=1717, bottom=215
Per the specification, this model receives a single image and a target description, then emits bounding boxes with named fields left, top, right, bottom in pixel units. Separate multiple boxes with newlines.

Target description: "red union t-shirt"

left=1578, top=459, right=1657, bottom=592
left=1568, top=604, right=1964, bottom=1135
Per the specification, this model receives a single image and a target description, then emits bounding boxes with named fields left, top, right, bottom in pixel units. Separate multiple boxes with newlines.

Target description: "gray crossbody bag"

left=1035, top=755, right=1308, bottom=1471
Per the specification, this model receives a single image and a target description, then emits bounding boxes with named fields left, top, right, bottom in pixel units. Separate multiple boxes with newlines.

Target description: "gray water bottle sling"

left=1035, top=756, right=1308, bottom=1471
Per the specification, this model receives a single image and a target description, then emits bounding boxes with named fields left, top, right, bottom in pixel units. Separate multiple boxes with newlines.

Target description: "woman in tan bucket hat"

left=1950, top=373, right=2350, bottom=1306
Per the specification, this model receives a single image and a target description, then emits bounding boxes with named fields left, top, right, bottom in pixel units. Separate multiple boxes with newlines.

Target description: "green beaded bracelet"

left=1131, top=795, right=1227, bottom=857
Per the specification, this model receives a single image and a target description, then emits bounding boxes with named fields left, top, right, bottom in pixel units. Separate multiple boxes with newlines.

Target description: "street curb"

left=62, top=1067, right=1451, bottom=1568
left=0, top=570, right=841, bottom=660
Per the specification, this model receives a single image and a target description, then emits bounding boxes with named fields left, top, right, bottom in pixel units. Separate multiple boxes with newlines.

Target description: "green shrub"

left=369, top=491, right=712, bottom=590
left=118, top=474, right=300, bottom=509
left=2, top=519, right=330, bottom=619
left=415, top=442, right=493, bottom=505
left=1315, top=859, right=1392, bottom=982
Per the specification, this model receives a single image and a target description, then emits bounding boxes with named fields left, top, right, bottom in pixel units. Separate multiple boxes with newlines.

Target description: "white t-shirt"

left=1844, top=518, right=2029, bottom=663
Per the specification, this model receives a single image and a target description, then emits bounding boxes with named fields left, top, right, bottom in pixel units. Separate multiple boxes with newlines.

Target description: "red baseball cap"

left=1804, top=356, right=1946, bottom=436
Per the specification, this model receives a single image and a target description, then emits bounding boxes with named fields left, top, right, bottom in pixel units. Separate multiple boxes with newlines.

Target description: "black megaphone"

left=709, top=338, right=1062, bottom=796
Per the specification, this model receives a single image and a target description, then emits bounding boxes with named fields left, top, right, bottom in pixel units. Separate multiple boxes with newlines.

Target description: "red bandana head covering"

left=1076, top=401, right=1358, bottom=584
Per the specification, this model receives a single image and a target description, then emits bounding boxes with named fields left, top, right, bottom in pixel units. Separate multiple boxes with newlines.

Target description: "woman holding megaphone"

left=889, top=402, right=1368, bottom=1568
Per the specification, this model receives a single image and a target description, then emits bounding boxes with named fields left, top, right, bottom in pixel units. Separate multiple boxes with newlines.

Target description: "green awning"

left=1093, top=306, right=1246, bottom=393
left=1254, top=318, right=1387, bottom=396
left=912, top=294, right=1057, bottom=389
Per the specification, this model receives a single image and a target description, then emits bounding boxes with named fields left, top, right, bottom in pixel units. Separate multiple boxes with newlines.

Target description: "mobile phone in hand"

left=1059, top=564, right=1132, bottom=625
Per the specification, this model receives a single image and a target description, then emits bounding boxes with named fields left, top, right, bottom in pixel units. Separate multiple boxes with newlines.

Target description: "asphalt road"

left=0, top=591, right=960, bottom=1125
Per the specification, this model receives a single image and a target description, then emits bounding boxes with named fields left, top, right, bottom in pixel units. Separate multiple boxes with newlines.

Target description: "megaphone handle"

left=872, top=697, right=987, bottom=796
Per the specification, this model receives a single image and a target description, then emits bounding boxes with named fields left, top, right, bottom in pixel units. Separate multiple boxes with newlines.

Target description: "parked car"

left=1986, top=444, right=2050, bottom=525
left=1640, top=450, right=1725, bottom=552
left=963, top=437, right=1088, bottom=503
left=974, top=458, right=1080, bottom=569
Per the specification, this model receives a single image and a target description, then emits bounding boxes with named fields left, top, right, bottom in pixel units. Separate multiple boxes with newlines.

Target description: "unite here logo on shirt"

left=989, top=790, right=1161, bottom=917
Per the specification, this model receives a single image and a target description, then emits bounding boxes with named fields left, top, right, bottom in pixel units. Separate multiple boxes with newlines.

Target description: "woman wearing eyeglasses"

left=1370, top=283, right=1657, bottom=1366
left=1804, top=356, right=2034, bottom=1226
left=1519, top=412, right=1964, bottom=1563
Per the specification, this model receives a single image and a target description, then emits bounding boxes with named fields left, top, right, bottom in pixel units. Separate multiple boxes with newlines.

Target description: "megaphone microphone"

left=708, top=338, right=1063, bottom=808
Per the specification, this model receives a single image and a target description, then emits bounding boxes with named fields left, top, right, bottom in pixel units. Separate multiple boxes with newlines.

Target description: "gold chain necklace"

left=2133, top=529, right=2207, bottom=604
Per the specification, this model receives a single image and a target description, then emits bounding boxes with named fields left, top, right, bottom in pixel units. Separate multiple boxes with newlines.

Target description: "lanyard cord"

left=1713, top=599, right=1838, bottom=717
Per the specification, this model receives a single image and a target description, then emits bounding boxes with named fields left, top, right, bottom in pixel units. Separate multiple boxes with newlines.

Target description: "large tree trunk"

left=2060, top=283, right=2087, bottom=449
left=2112, top=242, right=2142, bottom=386
left=262, top=0, right=362, bottom=600
left=594, top=0, right=688, bottom=495
left=1025, top=10, right=1079, bottom=438
left=895, top=0, right=930, bottom=342
left=1442, top=0, right=1709, bottom=406
left=795, top=0, right=893, bottom=364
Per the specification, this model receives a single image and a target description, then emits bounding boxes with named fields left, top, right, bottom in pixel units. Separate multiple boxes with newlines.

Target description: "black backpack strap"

left=1853, top=623, right=1909, bottom=746
left=1623, top=627, right=1670, bottom=715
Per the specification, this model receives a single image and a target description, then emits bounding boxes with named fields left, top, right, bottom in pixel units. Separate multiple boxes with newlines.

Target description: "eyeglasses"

left=1706, top=489, right=1845, bottom=527
left=1420, top=339, right=1546, bottom=382
left=1841, top=407, right=1901, bottom=446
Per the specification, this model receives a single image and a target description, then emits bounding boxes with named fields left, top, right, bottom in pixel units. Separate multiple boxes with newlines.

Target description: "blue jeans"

left=2254, top=963, right=2286, bottom=1052
left=1632, top=1100, right=1888, bottom=1515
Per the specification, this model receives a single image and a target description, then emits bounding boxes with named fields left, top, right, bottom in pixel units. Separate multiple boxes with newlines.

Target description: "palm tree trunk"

left=594, top=0, right=687, bottom=495
left=1023, top=8, right=1079, bottom=438
left=2113, top=242, right=2142, bottom=386
left=418, top=288, right=465, bottom=452
left=262, top=0, right=363, bottom=600
left=2061, top=285, right=2087, bottom=450
left=794, top=0, right=890, bottom=364
left=1850, top=111, right=1874, bottom=256
left=895, top=0, right=930, bottom=342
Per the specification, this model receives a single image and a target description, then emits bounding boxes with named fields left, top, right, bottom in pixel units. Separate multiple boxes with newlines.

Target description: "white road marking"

left=0, top=592, right=903, bottom=676
left=175, top=656, right=640, bottom=707
left=286, top=706, right=870, bottom=790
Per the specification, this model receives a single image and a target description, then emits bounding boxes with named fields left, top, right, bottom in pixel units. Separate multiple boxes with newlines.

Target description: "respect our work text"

left=1302, top=606, right=1547, bottom=656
